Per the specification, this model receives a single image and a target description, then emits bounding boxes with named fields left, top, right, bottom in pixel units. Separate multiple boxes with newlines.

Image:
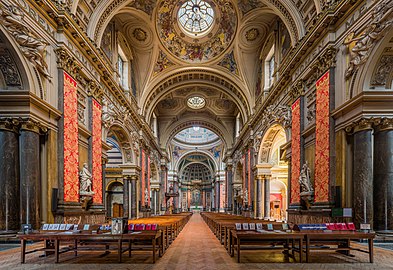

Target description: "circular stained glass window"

left=178, top=0, right=214, bottom=36
left=187, top=96, right=206, bottom=109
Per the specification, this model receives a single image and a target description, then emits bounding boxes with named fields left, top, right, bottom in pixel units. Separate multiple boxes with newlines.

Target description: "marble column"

left=374, top=119, right=393, bottom=231
left=256, top=175, right=263, bottom=218
left=123, top=176, right=130, bottom=218
left=264, top=176, right=271, bottom=218
left=130, top=175, right=138, bottom=219
left=352, top=122, right=373, bottom=227
left=226, top=164, right=233, bottom=210
left=0, top=119, right=20, bottom=231
left=19, top=120, right=43, bottom=230
left=173, top=175, right=179, bottom=211
left=215, top=177, right=220, bottom=212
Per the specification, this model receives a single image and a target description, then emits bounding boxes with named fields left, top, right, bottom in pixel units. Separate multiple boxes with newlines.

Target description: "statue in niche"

left=243, top=188, right=248, bottom=204
left=80, top=163, right=94, bottom=195
left=299, top=162, right=313, bottom=193
left=144, top=188, right=149, bottom=206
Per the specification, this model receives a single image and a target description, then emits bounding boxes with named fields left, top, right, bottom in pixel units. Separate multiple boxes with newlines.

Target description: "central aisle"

left=154, top=212, right=240, bottom=270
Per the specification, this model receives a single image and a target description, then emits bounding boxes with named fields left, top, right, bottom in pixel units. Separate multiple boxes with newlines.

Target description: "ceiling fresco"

left=156, top=0, right=237, bottom=63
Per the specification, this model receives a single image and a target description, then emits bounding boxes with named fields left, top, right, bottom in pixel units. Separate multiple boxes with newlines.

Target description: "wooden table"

left=304, top=231, right=375, bottom=263
left=18, top=231, right=162, bottom=264
left=230, top=230, right=304, bottom=263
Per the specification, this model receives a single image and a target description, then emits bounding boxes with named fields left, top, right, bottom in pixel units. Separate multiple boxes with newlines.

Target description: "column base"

left=287, top=208, right=333, bottom=224
left=55, top=201, right=106, bottom=224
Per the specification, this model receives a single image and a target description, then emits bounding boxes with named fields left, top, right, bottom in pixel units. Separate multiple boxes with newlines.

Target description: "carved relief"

left=77, top=92, right=86, bottom=125
left=343, top=0, right=393, bottom=78
left=245, top=28, right=260, bottom=42
left=55, top=48, right=81, bottom=80
left=0, top=5, right=51, bottom=79
left=124, top=148, right=133, bottom=163
left=311, top=47, right=337, bottom=78
left=370, top=55, right=393, bottom=88
left=291, top=80, right=305, bottom=101
left=261, top=105, right=292, bottom=128
left=101, top=97, right=117, bottom=129
left=253, top=131, right=262, bottom=153
left=306, top=104, right=316, bottom=124
left=133, top=28, right=147, bottom=42
left=87, top=80, right=104, bottom=101
left=0, top=48, right=22, bottom=86
left=131, top=131, right=140, bottom=158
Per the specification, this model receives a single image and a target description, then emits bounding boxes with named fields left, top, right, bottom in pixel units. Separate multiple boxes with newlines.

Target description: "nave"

left=1, top=213, right=393, bottom=270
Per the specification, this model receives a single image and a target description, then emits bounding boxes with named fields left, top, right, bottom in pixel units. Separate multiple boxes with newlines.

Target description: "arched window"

left=264, top=45, right=275, bottom=90
left=117, top=45, right=129, bottom=90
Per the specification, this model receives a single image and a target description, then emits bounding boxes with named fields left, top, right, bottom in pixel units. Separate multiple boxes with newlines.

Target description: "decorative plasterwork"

left=290, top=79, right=305, bottom=101
left=55, top=48, right=82, bottom=81
left=311, top=46, right=337, bottom=78
left=156, top=0, right=237, bottom=63
left=371, top=54, right=393, bottom=88
left=245, top=28, right=260, bottom=42
left=77, top=92, right=86, bottom=125
left=133, top=28, right=147, bottom=42
left=144, top=70, right=250, bottom=122
left=0, top=4, right=51, bottom=79
left=343, top=0, right=393, bottom=79
left=0, top=48, right=22, bottom=87
left=262, top=104, right=292, bottom=129
left=87, top=80, right=104, bottom=101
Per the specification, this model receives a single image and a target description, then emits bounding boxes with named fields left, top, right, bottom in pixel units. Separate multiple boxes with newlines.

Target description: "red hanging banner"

left=92, top=99, right=102, bottom=203
left=290, top=98, right=301, bottom=203
left=315, top=71, right=330, bottom=202
left=63, top=72, right=79, bottom=202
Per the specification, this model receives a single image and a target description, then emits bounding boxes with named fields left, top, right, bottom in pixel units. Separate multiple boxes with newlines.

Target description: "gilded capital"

left=20, top=119, right=43, bottom=134
left=55, top=48, right=81, bottom=79
left=311, top=46, right=338, bottom=77
left=345, top=118, right=374, bottom=134
left=87, top=80, right=104, bottom=102
left=291, top=79, right=305, bottom=101
left=0, top=118, right=20, bottom=133
left=375, top=118, right=393, bottom=131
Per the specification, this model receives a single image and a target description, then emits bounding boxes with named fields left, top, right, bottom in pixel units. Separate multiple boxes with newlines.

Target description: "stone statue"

left=343, top=0, right=392, bottom=78
left=144, top=188, right=149, bottom=205
left=0, top=4, right=51, bottom=79
left=80, top=163, right=94, bottom=195
left=243, top=188, right=248, bottom=204
left=299, top=162, right=313, bottom=193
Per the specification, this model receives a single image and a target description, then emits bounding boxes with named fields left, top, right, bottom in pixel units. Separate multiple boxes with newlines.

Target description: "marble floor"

left=1, top=213, right=393, bottom=269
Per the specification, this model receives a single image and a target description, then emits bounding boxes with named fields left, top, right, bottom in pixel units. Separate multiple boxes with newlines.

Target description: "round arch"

left=258, top=124, right=287, bottom=164
left=0, top=27, right=37, bottom=94
left=106, top=123, right=138, bottom=165
left=141, top=68, right=251, bottom=123
left=164, top=120, right=229, bottom=151
left=174, top=150, right=219, bottom=173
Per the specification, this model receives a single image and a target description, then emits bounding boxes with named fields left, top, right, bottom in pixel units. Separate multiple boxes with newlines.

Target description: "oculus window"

left=187, top=96, right=206, bottom=109
left=178, top=0, right=214, bottom=36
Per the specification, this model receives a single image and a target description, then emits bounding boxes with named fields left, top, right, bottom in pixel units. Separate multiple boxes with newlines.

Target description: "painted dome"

left=156, top=0, right=237, bottom=63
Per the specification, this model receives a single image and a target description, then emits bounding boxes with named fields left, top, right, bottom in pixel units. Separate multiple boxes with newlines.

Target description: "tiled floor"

left=1, top=213, right=393, bottom=269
